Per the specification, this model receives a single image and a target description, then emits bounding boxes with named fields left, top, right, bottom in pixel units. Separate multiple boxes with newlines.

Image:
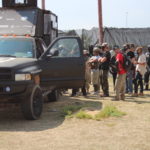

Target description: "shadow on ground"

left=124, top=94, right=150, bottom=104
left=0, top=95, right=102, bottom=132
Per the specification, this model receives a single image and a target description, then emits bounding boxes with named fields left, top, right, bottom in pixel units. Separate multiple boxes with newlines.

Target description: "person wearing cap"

left=89, top=47, right=101, bottom=95
left=109, top=46, right=118, bottom=89
left=133, top=47, right=146, bottom=96
left=144, top=45, right=150, bottom=90
left=113, top=45, right=127, bottom=101
left=126, top=44, right=136, bottom=95
left=98, top=43, right=111, bottom=97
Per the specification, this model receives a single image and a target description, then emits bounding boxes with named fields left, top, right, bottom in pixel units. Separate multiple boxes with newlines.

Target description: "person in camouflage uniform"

left=98, top=43, right=111, bottom=97
left=89, top=47, right=101, bottom=95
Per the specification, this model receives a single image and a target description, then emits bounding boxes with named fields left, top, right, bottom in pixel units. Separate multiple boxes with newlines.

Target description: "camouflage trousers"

left=99, top=70, right=109, bottom=95
left=115, top=73, right=126, bottom=99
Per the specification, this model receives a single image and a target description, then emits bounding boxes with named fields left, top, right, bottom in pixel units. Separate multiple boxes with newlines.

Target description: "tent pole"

left=98, top=0, right=103, bottom=44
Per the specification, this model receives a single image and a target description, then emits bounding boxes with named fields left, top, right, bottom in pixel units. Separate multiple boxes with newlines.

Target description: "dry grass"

left=0, top=77, right=150, bottom=150
left=95, top=105, right=126, bottom=121
left=62, top=104, right=126, bottom=121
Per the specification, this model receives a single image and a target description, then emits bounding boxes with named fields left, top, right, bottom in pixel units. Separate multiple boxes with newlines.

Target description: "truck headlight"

left=15, top=74, right=32, bottom=81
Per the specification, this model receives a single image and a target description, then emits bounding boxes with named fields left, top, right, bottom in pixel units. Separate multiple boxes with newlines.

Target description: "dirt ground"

left=0, top=79, right=150, bottom=150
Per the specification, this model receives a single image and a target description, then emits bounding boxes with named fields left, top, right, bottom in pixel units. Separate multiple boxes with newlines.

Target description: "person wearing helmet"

left=89, top=47, right=101, bottom=95
left=144, top=45, right=150, bottom=90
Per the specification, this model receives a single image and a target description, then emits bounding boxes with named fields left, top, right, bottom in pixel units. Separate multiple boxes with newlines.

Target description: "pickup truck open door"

left=39, top=36, right=85, bottom=90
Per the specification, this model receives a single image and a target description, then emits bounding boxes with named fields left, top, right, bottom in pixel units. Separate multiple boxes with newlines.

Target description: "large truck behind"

left=1, top=0, right=58, bottom=46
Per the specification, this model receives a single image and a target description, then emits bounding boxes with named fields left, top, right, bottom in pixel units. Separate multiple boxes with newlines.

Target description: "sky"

left=42, top=0, right=150, bottom=30
left=0, top=0, right=150, bottom=30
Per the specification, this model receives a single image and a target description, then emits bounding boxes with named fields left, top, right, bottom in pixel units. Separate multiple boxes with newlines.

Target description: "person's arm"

left=99, top=52, right=109, bottom=62
left=116, top=53, right=123, bottom=65
left=135, top=55, right=146, bottom=65
left=131, top=57, right=135, bottom=63
left=136, top=62, right=146, bottom=65
left=100, top=57, right=107, bottom=63
left=89, top=57, right=98, bottom=63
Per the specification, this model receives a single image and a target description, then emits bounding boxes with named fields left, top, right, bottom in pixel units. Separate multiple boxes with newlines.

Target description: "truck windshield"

left=0, top=38, right=34, bottom=58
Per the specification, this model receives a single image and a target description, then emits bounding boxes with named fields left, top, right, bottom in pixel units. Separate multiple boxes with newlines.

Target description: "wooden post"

left=98, top=0, right=103, bottom=44
left=42, top=0, right=45, bottom=10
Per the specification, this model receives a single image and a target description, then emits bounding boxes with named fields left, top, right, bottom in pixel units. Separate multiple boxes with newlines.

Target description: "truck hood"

left=0, top=57, right=37, bottom=68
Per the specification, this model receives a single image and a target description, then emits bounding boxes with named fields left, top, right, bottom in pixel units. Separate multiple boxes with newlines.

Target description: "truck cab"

left=0, top=0, right=85, bottom=120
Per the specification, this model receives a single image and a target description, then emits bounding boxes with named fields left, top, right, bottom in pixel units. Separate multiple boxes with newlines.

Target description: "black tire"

left=47, top=90, right=60, bottom=102
left=21, top=85, right=43, bottom=120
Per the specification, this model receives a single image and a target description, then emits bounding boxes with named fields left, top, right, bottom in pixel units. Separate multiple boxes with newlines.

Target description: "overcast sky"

left=0, top=0, right=150, bottom=30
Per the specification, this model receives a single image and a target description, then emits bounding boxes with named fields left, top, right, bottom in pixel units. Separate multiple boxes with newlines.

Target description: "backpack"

left=122, top=54, right=132, bottom=71
left=147, top=54, right=150, bottom=68
left=146, top=53, right=150, bottom=72
left=109, top=56, right=118, bottom=73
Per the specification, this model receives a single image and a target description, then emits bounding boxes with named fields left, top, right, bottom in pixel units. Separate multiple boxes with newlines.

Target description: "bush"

left=75, top=111, right=93, bottom=119
left=62, top=105, right=82, bottom=117
left=95, top=105, right=126, bottom=121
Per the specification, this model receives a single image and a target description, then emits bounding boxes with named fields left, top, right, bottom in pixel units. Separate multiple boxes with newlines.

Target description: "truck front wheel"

left=21, top=85, right=43, bottom=120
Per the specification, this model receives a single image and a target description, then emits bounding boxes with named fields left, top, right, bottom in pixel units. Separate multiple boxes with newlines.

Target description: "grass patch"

left=75, top=111, right=93, bottom=119
left=62, top=104, right=126, bottom=121
left=62, top=105, right=82, bottom=118
left=95, top=105, right=126, bottom=121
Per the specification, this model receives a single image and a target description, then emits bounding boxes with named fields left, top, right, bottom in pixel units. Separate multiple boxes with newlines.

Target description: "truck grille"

left=0, top=69, right=12, bottom=81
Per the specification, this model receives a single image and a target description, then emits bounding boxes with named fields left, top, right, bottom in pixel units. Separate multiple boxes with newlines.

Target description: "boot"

left=94, top=85, right=98, bottom=93
left=120, top=94, right=125, bottom=100
left=145, top=84, right=149, bottom=90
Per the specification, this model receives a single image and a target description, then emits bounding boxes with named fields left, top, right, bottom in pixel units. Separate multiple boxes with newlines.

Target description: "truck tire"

left=47, top=90, right=59, bottom=102
left=21, top=85, right=43, bottom=120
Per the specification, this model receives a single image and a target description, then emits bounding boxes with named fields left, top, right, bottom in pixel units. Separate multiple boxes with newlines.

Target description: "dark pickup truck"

left=0, top=36, right=85, bottom=120
left=0, top=0, right=85, bottom=120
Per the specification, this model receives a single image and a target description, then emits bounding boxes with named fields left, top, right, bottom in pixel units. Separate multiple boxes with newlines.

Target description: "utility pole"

left=98, top=0, right=103, bottom=44
left=42, top=0, right=45, bottom=10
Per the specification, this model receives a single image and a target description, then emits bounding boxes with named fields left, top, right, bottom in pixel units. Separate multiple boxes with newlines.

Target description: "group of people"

left=74, top=43, right=150, bottom=101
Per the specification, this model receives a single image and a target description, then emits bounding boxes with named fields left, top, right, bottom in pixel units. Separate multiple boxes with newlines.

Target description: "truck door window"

left=49, top=38, right=80, bottom=58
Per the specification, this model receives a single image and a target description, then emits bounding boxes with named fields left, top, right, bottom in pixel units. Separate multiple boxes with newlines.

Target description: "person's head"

left=121, top=46, right=127, bottom=53
left=147, top=45, right=150, bottom=52
left=102, top=42, right=109, bottom=52
left=95, top=44, right=102, bottom=49
left=94, top=44, right=102, bottom=53
left=130, top=43, right=135, bottom=52
left=58, top=45, right=64, bottom=50
left=123, top=44, right=130, bottom=52
left=93, top=47, right=100, bottom=56
left=113, top=45, right=120, bottom=54
left=136, top=47, right=143, bottom=55
left=122, top=44, right=130, bottom=53
left=83, top=50, right=89, bottom=56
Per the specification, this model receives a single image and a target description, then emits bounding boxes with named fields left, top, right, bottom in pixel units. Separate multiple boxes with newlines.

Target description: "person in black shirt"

left=98, top=43, right=111, bottom=97
left=144, top=45, right=150, bottom=90
left=126, top=44, right=135, bottom=94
